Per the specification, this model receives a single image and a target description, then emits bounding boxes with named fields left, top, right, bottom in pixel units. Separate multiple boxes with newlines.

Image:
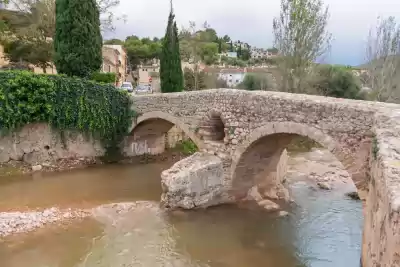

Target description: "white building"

left=218, top=68, right=246, bottom=87
left=221, top=52, right=237, bottom=58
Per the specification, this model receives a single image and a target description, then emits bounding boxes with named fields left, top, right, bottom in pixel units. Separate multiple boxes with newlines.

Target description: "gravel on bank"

left=0, top=207, right=90, bottom=238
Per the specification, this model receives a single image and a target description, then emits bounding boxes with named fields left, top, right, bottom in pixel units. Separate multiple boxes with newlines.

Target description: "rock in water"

left=160, top=152, right=227, bottom=210
left=317, top=181, right=332, bottom=190
left=257, top=199, right=280, bottom=212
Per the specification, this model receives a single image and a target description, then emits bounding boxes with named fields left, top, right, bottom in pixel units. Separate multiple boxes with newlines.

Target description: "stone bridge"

left=130, top=89, right=400, bottom=267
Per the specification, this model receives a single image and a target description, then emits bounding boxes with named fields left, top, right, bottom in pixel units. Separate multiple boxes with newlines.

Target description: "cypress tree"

left=54, top=0, right=103, bottom=78
left=160, top=6, right=183, bottom=93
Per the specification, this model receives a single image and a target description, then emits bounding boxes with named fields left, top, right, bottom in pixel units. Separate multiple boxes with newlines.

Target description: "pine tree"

left=54, top=0, right=103, bottom=78
left=160, top=4, right=183, bottom=93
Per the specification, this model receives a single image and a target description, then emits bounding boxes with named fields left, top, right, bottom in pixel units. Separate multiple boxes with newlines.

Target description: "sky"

left=106, top=0, right=400, bottom=66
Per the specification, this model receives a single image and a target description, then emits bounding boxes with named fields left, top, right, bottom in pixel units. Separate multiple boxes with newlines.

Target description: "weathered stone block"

left=160, top=152, right=227, bottom=209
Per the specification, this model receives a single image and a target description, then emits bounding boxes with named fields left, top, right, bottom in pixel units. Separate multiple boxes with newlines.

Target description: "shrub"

left=237, top=73, right=271, bottom=91
left=311, top=65, right=364, bottom=99
left=173, top=140, right=198, bottom=155
left=0, top=71, right=136, bottom=159
left=183, top=67, right=206, bottom=91
left=90, top=72, right=116, bottom=84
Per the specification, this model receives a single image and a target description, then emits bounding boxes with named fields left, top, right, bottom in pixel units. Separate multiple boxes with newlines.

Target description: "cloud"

left=107, top=0, right=400, bottom=65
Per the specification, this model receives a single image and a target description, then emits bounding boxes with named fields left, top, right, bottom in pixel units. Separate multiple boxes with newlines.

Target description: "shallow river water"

left=0, top=159, right=362, bottom=267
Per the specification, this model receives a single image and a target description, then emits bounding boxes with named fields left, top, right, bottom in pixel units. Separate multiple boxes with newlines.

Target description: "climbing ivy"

left=0, top=71, right=136, bottom=160
left=372, top=135, right=379, bottom=160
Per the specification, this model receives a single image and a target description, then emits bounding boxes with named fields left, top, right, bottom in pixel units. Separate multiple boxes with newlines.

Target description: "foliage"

left=372, top=136, right=379, bottom=160
left=54, top=0, right=103, bottom=78
left=267, top=47, right=279, bottom=54
left=90, top=72, right=116, bottom=84
left=221, top=56, right=247, bottom=67
left=0, top=1, right=54, bottom=71
left=311, top=65, right=364, bottom=99
left=160, top=10, right=183, bottom=93
left=0, top=71, right=135, bottom=160
left=104, top=38, right=124, bottom=45
left=124, top=35, right=162, bottom=70
left=273, top=0, right=332, bottom=93
left=364, top=16, right=400, bottom=103
left=239, top=49, right=251, bottom=61
left=183, top=67, right=206, bottom=91
left=5, top=0, right=122, bottom=33
left=179, top=21, right=228, bottom=65
left=173, top=140, right=198, bottom=155
left=236, top=73, right=271, bottom=91
left=203, top=73, right=228, bottom=89
left=2, top=37, right=53, bottom=72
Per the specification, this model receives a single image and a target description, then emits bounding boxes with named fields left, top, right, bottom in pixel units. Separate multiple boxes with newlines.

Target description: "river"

left=0, top=150, right=362, bottom=267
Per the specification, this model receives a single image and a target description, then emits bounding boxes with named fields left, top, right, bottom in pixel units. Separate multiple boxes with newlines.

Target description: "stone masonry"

left=130, top=89, right=400, bottom=267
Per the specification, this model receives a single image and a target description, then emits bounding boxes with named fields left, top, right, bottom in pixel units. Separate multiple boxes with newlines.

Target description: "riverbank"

left=0, top=150, right=189, bottom=179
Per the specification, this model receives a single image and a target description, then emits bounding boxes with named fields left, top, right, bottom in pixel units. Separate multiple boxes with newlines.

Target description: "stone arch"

left=230, top=121, right=362, bottom=199
left=197, top=110, right=226, bottom=142
left=129, top=111, right=204, bottom=150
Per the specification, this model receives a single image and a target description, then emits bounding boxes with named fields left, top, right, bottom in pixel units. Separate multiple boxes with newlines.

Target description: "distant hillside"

left=357, top=55, right=400, bottom=69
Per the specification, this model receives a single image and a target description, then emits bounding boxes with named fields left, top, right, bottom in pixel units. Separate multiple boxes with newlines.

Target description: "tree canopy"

left=159, top=9, right=183, bottom=93
left=54, top=0, right=103, bottom=77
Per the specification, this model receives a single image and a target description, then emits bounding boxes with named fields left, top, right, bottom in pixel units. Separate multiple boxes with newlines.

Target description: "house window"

left=236, top=79, right=239, bottom=83
left=108, top=65, right=111, bottom=72
left=142, top=69, right=145, bottom=71
left=145, top=69, right=148, bottom=71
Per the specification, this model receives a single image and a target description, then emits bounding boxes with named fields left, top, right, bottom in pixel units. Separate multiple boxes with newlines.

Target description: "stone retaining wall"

left=0, top=124, right=104, bottom=165
left=0, top=123, right=186, bottom=166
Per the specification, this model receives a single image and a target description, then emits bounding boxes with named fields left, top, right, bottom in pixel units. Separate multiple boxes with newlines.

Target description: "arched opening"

left=198, top=112, right=226, bottom=142
left=230, top=122, right=367, bottom=202
left=126, top=111, right=203, bottom=157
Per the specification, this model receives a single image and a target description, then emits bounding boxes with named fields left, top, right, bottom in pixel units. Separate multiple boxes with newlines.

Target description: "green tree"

left=3, top=37, right=53, bottom=72
left=200, top=42, right=218, bottom=65
left=124, top=36, right=161, bottom=70
left=183, top=67, right=206, bottom=90
left=222, top=35, right=231, bottom=43
left=160, top=5, right=183, bottom=93
left=104, top=38, right=124, bottom=45
left=311, top=65, right=364, bottom=99
left=273, top=0, right=331, bottom=93
left=240, top=48, right=251, bottom=61
left=237, top=73, right=271, bottom=91
left=54, top=0, right=103, bottom=77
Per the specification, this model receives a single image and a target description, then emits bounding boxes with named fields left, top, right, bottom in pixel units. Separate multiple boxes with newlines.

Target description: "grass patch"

left=172, top=140, right=198, bottom=156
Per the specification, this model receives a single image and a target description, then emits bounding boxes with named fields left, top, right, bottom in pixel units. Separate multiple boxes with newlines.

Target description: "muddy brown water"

left=0, top=159, right=362, bottom=267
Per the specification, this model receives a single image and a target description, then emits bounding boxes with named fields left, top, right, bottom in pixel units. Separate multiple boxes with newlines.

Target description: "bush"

left=90, top=72, right=116, bottom=84
left=173, top=140, right=198, bottom=155
left=237, top=73, right=271, bottom=91
left=311, top=65, right=364, bottom=99
left=0, top=71, right=136, bottom=159
left=183, top=67, right=206, bottom=91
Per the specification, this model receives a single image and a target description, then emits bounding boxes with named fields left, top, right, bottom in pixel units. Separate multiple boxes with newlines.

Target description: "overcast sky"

left=106, top=0, right=400, bottom=66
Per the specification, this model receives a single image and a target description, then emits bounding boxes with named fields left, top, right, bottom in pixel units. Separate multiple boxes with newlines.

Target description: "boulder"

left=160, top=152, right=227, bottom=210
left=317, top=181, right=332, bottom=190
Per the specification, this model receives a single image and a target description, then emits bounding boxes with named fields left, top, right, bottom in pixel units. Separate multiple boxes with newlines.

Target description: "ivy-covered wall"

left=0, top=71, right=136, bottom=159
